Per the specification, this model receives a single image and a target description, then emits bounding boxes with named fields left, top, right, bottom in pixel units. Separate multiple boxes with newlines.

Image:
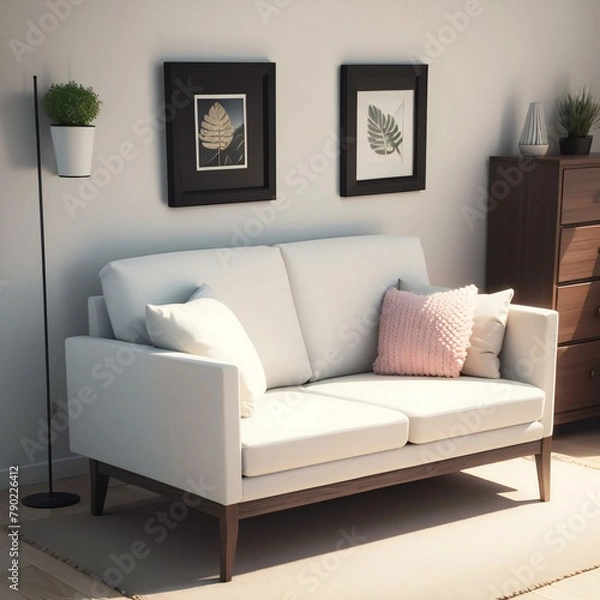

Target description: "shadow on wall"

left=2, top=89, right=39, bottom=171
left=60, top=221, right=383, bottom=330
left=3, top=70, right=58, bottom=172
left=497, top=95, right=519, bottom=157
left=250, top=223, right=383, bottom=246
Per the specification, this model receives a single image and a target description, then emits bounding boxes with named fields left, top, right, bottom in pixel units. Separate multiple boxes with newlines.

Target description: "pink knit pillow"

left=373, top=285, right=478, bottom=378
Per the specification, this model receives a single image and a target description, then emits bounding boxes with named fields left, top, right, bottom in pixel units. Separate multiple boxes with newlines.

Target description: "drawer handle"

left=591, top=369, right=597, bottom=379
left=597, top=307, right=600, bottom=319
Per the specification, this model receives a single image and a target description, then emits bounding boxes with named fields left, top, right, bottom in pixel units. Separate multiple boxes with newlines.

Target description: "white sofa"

left=65, top=234, right=558, bottom=582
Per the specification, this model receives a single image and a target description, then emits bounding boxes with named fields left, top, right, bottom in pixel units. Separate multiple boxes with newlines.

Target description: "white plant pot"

left=49, top=126, right=95, bottom=177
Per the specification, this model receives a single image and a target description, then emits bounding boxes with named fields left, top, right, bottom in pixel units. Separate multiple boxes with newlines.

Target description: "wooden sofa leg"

left=219, top=505, right=239, bottom=582
left=90, top=459, right=110, bottom=516
left=535, top=437, right=552, bottom=502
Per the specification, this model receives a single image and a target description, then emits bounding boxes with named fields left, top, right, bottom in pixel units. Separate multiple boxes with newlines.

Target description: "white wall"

left=1, top=0, right=600, bottom=488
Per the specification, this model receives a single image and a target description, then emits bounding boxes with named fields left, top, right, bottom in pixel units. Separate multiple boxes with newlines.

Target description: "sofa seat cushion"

left=240, top=390, right=409, bottom=477
left=304, top=373, right=544, bottom=445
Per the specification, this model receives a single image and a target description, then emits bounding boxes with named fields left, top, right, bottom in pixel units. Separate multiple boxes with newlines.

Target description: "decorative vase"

left=518, top=102, right=549, bottom=157
left=49, top=125, right=95, bottom=177
left=559, top=136, right=593, bottom=156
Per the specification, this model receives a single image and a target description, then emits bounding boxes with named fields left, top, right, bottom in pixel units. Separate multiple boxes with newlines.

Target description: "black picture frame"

left=163, top=62, right=276, bottom=207
left=340, top=64, right=428, bottom=197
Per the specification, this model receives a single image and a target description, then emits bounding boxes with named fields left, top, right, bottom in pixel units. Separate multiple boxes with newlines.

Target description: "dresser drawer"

left=559, top=225, right=600, bottom=282
left=556, top=340, right=600, bottom=414
left=562, top=167, right=600, bottom=224
left=556, top=282, right=600, bottom=343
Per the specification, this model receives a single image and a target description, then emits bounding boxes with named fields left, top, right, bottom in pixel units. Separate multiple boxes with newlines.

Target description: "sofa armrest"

left=65, top=336, right=243, bottom=505
left=499, top=304, right=559, bottom=435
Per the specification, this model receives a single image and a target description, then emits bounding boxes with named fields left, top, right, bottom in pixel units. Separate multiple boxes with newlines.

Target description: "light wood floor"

left=1, top=419, right=599, bottom=600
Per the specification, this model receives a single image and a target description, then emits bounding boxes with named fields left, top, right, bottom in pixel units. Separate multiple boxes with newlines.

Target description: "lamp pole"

left=22, top=75, right=80, bottom=509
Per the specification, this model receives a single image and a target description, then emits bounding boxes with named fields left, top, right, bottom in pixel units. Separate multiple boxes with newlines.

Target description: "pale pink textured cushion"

left=373, top=285, right=478, bottom=378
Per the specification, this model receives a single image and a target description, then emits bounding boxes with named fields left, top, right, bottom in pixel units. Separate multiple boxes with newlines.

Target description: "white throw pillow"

left=461, top=288, right=514, bottom=378
left=398, top=280, right=514, bottom=379
left=145, top=285, right=266, bottom=417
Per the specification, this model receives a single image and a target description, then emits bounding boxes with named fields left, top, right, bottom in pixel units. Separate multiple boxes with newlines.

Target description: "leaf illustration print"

left=367, top=104, right=402, bottom=157
left=199, top=102, right=235, bottom=166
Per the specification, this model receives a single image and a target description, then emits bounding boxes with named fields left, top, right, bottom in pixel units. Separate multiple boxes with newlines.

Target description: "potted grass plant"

left=557, top=87, right=600, bottom=155
left=42, top=81, right=101, bottom=177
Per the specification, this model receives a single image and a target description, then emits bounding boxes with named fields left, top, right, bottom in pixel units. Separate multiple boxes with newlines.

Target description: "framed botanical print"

left=164, top=62, right=276, bottom=207
left=340, top=64, right=428, bottom=196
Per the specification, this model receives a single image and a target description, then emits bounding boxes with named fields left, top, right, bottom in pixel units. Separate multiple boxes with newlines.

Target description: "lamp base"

left=519, top=143, right=549, bottom=157
left=22, top=491, right=80, bottom=509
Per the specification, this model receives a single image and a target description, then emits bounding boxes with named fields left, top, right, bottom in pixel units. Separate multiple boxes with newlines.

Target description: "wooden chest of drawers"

left=486, top=155, right=600, bottom=424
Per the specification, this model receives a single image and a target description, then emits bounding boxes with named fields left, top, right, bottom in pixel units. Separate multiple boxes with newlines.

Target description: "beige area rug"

left=17, top=457, right=600, bottom=600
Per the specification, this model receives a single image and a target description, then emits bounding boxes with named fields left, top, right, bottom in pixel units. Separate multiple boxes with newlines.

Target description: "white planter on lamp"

left=50, top=126, right=95, bottom=177
left=41, top=80, right=102, bottom=178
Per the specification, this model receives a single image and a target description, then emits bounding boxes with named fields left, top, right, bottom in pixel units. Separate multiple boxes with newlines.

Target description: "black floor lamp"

left=22, top=76, right=80, bottom=509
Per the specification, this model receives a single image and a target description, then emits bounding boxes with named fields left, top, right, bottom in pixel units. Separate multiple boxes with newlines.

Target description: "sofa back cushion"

left=99, top=245, right=312, bottom=388
left=277, top=235, right=429, bottom=381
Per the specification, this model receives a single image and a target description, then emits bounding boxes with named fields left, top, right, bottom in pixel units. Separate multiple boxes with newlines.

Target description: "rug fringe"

left=522, top=452, right=600, bottom=471
left=496, top=563, right=600, bottom=599
left=17, top=530, right=139, bottom=600
left=551, top=452, right=600, bottom=470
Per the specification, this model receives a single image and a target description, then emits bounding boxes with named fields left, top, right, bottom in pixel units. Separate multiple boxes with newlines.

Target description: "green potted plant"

left=42, top=81, right=101, bottom=177
left=557, top=87, right=600, bottom=155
